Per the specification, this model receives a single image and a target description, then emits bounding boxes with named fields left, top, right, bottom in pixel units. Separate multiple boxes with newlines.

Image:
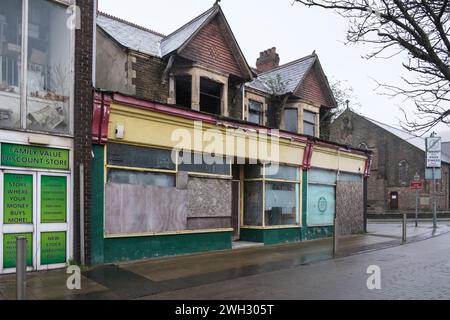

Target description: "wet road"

left=141, top=229, right=450, bottom=300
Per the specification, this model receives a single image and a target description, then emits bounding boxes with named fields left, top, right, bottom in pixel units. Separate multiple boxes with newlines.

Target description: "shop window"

left=265, top=182, right=298, bottom=226
left=303, top=110, right=316, bottom=136
left=108, top=169, right=175, bottom=188
left=284, top=108, right=298, bottom=133
left=175, top=75, right=191, bottom=108
left=243, top=164, right=300, bottom=227
left=107, top=143, right=176, bottom=170
left=200, top=77, right=222, bottom=115
left=307, top=168, right=337, bottom=226
left=0, top=0, right=72, bottom=133
left=178, top=151, right=231, bottom=176
left=248, top=100, right=263, bottom=125
left=244, top=181, right=263, bottom=226
left=0, top=0, right=22, bottom=129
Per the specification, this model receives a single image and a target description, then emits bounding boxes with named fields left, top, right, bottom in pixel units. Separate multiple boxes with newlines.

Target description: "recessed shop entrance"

left=0, top=170, right=70, bottom=274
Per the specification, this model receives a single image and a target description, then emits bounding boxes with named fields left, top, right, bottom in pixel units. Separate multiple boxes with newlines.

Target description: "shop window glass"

left=26, top=0, right=71, bottom=133
left=243, top=181, right=263, bottom=226
left=108, top=143, right=176, bottom=171
left=307, top=184, right=335, bottom=226
left=265, top=165, right=299, bottom=181
left=265, top=182, right=298, bottom=226
left=108, top=169, right=175, bottom=188
left=178, top=151, right=231, bottom=176
left=0, top=0, right=22, bottom=129
left=244, top=164, right=263, bottom=179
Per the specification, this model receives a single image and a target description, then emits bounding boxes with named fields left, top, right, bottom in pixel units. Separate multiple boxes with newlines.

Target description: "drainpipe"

left=241, top=84, right=245, bottom=121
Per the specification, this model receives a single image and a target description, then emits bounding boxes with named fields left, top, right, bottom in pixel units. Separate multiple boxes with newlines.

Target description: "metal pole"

left=333, top=218, right=337, bottom=257
left=80, top=163, right=85, bottom=266
left=415, top=188, right=419, bottom=227
left=433, top=167, right=437, bottom=229
left=402, top=213, right=407, bottom=245
left=16, top=236, right=27, bottom=300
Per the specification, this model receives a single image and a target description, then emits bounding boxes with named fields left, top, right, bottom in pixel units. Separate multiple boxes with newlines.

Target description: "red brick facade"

left=295, top=64, right=333, bottom=107
left=180, top=16, right=244, bottom=78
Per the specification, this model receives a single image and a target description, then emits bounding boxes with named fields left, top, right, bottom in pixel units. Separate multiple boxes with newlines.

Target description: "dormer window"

left=303, top=110, right=316, bottom=136
left=175, top=75, right=192, bottom=108
left=248, top=100, right=263, bottom=125
left=284, top=108, right=298, bottom=133
left=200, top=77, right=222, bottom=115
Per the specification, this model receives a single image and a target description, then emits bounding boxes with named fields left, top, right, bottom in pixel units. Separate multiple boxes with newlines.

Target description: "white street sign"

left=426, top=137, right=442, bottom=168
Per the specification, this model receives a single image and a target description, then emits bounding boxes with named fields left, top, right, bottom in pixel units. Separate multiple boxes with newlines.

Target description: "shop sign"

left=3, top=174, right=33, bottom=224
left=3, top=233, right=33, bottom=269
left=1, top=143, right=69, bottom=170
left=41, top=176, right=67, bottom=223
left=40, top=232, right=66, bottom=265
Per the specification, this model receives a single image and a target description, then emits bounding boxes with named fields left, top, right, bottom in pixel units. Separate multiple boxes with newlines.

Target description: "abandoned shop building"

left=0, top=0, right=94, bottom=274
left=330, top=109, right=450, bottom=214
left=91, top=4, right=371, bottom=264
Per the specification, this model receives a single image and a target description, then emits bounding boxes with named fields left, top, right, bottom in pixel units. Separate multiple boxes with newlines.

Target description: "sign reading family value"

left=3, top=174, right=33, bottom=224
left=1, top=143, right=69, bottom=170
left=41, top=176, right=67, bottom=223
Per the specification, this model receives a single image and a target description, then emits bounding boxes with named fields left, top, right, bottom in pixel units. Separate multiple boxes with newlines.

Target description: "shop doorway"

left=0, top=170, right=70, bottom=274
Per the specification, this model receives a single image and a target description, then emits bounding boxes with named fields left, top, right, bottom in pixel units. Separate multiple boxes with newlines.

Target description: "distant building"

left=331, top=109, right=450, bottom=214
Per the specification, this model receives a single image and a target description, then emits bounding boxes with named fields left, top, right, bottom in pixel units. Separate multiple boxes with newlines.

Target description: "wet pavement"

left=0, top=222, right=449, bottom=300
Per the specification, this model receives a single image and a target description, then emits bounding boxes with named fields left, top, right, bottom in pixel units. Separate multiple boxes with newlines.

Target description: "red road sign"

left=410, top=181, right=423, bottom=190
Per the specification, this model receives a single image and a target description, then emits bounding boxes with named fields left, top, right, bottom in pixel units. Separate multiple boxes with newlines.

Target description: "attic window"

left=248, top=100, right=263, bottom=125
left=200, top=77, right=222, bottom=115
left=175, top=76, right=192, bottom=108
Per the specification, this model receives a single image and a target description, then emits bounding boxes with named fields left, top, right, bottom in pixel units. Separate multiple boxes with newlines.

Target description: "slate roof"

left=360, top=114, right=450, bottom=164
left=246, top=54, right=317, bottom=94
left=97, top=6, right=217, bottom=58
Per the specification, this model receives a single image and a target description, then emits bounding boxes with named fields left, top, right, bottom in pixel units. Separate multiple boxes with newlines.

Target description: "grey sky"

left=98, top=0, right=449, bottom=137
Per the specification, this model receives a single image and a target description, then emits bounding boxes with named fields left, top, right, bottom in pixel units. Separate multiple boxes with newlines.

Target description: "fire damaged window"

left=248, top=100, right=263, bottom=125
left=0, top=0, right=72, bottom=133
left=175, top=75, right=191, bottom=108
left=200, top=77, right=222, bottom=115
left=284, top=108, right=298, bottom=133
left=108, top=169, right=175, bottom=188
left=178, top=151, right=231, bottom=176
left=303, top=110, right=316, bottom=136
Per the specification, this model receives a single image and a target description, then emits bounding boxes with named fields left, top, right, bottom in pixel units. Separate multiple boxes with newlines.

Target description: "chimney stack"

left=256, top=47, right=280, bottom=73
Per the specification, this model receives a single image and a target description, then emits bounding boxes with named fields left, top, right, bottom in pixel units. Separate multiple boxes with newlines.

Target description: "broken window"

left=248, top=100, right=263, bottom=125
left=0, top=0, right=22, bottom=129
left=284, top=108, right=298, bottom=133
left=26, top=0, right=71, bottom=133
left=200, top=77, right=222, bottom=115
left=303, top=110, right=316, bottom=136
left=175, top=75, right=191, bottom=108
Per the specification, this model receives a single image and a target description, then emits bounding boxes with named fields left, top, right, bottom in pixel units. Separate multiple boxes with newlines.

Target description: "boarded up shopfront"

left=0, top=143, right=71, bottom=274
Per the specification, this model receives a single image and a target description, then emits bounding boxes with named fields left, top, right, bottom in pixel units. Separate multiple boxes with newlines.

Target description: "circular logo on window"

left=318, top=197, right=327, bottom=213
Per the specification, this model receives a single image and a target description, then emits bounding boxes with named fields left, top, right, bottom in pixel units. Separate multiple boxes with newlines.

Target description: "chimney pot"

left=256, top=47, right=280, bottom=73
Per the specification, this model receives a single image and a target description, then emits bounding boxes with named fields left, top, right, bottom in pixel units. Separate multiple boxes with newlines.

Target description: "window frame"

left=303, top=110, right=317, bottom=137
left=242, top=163, right=301, bottom=229
left=0, top=0, right=75, bottom=135
left=284, top=108, right=299, bottom=133
left=248, top=100, right=263, bottom=125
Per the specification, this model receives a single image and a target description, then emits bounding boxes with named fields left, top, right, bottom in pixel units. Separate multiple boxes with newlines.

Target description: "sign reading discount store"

left=1, top=143, right=69, bottom=170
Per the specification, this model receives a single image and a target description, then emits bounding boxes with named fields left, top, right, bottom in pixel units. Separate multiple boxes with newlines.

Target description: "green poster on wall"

left=41, top=176, right=67, bottom=223
left=1, top=143, right=69, bottom=170
left=3, top=233, right=33, bottom=269
left=3, top=174, right=33, bottom=224
left=40, top=232, right=66, bottom=265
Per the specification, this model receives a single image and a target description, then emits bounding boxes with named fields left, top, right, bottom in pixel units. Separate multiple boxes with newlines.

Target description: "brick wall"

left=330, top=110, right=450, bottom=213
left=74, top=0, right=94, bottom=264
left=132, top=53, right=169, bottom=104
left=295, top=64, right=332, bottom=108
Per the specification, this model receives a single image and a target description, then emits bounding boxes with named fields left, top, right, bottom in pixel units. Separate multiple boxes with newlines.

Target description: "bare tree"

left=295, top=0, right=450, bottom=135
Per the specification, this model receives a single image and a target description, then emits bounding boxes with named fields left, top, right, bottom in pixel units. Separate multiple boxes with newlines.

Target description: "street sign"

left=426, top=137, right=442, bottom=168
left=410, top=181, right=423, bottom=190
left=425, top=168, right=441, bottom=180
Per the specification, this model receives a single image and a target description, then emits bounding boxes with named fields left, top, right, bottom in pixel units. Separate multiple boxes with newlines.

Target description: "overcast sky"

left=98, top=0, right=450, bottom=139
